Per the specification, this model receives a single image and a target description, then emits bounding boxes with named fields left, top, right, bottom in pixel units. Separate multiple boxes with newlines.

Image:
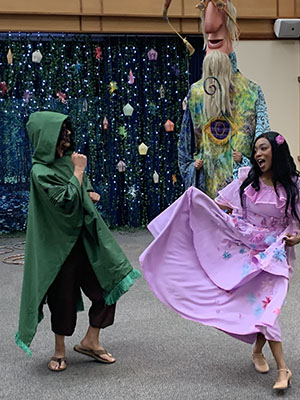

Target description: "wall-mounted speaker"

left=274, top=19, right=300, bottom=38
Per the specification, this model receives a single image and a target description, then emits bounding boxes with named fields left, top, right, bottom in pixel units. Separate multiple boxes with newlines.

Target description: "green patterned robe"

left=178, top=52, right=270, bottom=198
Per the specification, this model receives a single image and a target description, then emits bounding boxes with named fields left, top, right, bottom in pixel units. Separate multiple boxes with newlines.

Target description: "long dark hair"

left=239, top=131, right=300, bottom=222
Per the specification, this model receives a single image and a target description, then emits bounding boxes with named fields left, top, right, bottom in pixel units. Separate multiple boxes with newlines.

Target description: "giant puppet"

left=164, top=0, right=270, bottom=198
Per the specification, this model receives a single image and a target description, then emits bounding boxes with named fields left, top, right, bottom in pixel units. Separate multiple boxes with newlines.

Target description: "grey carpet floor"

left=0, top=229, right=299, bottom=400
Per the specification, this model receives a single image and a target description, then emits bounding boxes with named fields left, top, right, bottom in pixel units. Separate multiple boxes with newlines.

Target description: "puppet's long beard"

left=202, top=51, right=233, bottom=120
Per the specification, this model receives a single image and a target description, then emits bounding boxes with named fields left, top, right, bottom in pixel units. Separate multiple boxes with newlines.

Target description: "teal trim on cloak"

left=15, top=270, right=140, bottom=356
left=104, top=269, right=141, bottom=305
left=15, top=332, right=32, bottom=357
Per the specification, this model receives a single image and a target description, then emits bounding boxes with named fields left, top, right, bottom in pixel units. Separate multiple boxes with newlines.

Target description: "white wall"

left=234, top=40, right=300, bottom=166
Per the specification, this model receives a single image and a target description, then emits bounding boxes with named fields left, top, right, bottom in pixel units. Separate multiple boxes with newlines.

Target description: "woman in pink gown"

left=140, top=132, right=300, bottom=392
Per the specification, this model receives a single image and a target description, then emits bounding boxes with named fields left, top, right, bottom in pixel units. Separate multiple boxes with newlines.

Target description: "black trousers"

left=47, top=237, right=116, bottom=336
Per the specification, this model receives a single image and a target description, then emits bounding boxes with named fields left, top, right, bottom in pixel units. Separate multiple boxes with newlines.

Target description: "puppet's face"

left=199, top=0, right=233, bottom=55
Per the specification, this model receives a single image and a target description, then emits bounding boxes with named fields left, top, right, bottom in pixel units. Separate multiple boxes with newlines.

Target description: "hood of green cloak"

left=26, top=111, right=70, bottom=165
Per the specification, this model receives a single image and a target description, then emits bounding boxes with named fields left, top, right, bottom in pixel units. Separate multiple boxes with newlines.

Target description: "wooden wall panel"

left=1, top=0, right=299, bottom=35
left=81, top=17, right=102, bottom=32
left=1, top=0, right=81, bottom=14
left=278, top=0, right=295, bottom=17
left=184, top=1, right=201, bottom=17
left=181, top=19, right=200, bottom=34
left=296, top=0, right=300, bottom=17
left=81, top=0, right=102, bottom=14
left=233, top=0, right=277, bottom=18
left=238, top=19, right=275, bottom=39
left=102, top=0, right=182, bottom=17
left=0, top=15, right=278, bottom=38
left=0, top=15, right=80, bottom=31
left=101, top=17, right=181, bottom=32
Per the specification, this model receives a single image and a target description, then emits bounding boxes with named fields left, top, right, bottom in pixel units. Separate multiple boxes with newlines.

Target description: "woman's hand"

left=215, top=202, right=233, bottom=215
left=283, top=233, right=300, bottom=247
left=89, top=192, right=100, bottom=203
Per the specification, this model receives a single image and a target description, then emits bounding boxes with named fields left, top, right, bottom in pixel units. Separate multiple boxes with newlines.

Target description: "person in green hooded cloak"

left=15, top=111, right=141, bottom=371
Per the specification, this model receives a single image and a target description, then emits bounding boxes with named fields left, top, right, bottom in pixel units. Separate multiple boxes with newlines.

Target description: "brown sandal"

left=73, top=344, right=115, bottom=364
left=47, top=356, right=67, bottom=372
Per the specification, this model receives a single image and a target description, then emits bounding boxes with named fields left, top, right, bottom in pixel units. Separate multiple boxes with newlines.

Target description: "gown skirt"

left=139, top=185, right=295, bottom=344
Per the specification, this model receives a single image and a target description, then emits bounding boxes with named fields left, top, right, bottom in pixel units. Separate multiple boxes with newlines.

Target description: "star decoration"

left=108, top=81, right=118, bottom=94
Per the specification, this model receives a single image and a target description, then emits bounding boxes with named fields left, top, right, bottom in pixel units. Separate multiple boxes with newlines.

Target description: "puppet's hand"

left=194, top=159, right=204, bottom=170
left=89, top=192, right=100, bottom=203
left=233, top=150, right=242, bottom=163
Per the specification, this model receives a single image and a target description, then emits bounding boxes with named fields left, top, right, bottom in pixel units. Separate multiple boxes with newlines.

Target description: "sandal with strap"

left=47, top=356, right=67, bottom=372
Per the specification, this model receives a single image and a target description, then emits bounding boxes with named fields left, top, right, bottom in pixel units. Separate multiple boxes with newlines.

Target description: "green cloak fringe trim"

left=104, top=269, right=141, bottom=305
left=15, top=332, right=32, bottom=357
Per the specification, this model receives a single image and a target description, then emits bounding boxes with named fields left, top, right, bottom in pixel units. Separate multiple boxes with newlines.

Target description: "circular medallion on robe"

left=204, top=117, right=237, bottom=145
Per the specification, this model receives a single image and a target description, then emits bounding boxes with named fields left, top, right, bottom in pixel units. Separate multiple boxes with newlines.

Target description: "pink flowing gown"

left=139, top=168, right=299, bottom=343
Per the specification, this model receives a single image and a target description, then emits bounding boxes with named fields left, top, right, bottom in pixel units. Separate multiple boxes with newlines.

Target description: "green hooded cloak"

left=15, top=111, right=141, bottom=356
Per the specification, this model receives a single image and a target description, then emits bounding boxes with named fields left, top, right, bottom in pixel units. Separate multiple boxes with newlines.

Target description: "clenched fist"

left=72, top=152, right=87, bottom=172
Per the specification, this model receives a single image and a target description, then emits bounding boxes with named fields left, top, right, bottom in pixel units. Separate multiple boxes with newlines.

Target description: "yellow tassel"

left=183, top=39, right=195, bottom=56
left=166, top=19, right=195, bottom=57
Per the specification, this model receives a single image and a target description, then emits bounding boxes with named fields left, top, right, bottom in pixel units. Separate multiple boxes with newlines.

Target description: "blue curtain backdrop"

left=0, top=33, right=204, bottom=233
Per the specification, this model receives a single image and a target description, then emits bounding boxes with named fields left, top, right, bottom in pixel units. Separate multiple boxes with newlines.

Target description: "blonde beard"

left=202, top=51, right=233, bottom=120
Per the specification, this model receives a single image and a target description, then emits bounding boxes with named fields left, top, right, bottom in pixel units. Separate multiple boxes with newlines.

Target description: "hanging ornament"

left=171, top=65, right=180, bottom=77
left=138, top=142, right=148, bottom=155
left=23, top=90, right=31, bottom=103
left=108, top=81, right=118, bottom=94
left=153, top=171, right=159, bottom=184
left=123, top=103, right=134, bottom=116
left=95, top=46, right=102, bottom=60
left=128, top=69, right=135, bottom=85
left=70, top=63, right=81, bottom=73
left=56, top=91, right=67, bottom=103
left=82, top=99, right=88, bottom=112
left=147, top=48, right=158, bottom=61
left=32, top=50, right=43, bottom=63
left=118, top=126, right=127, bottom=140
left=0, top=81, right=8, bottom=96
left=103, top=116, right=109, bottom=130
left=149, top=102, right=157, bottom=116
left=7, top=49, right=13, bottom=64
left=172, top=174, right=177, bottom=185
left=75, top=63, right=82, bottom=73
left=160, top=85, right=165, bottom=98
left=182, top=96, right=187, bottom=111
left=116, top=160, right=126, bottom=172
left=164, top=119, right=175, bottom=132
left=128, top=185, right=137, bottom=199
